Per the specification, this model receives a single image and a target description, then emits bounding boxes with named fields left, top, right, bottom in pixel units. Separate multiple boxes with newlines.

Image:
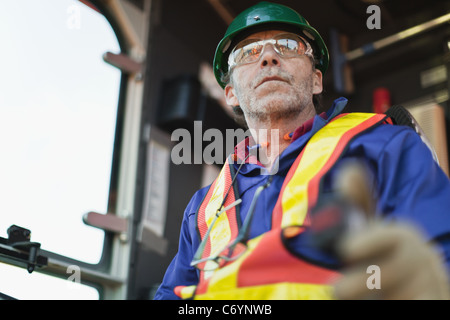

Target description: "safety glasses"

left=227, top=33, right=313, bottom=70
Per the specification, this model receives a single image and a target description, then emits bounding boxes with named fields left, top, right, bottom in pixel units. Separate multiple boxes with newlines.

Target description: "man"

left=154, top=2, right=450, bottom=300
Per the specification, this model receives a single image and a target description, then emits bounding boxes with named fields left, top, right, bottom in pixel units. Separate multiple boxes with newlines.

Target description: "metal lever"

left=103, top=52, right=144, bottom=80
left=83, top=212, right=128, bottom=242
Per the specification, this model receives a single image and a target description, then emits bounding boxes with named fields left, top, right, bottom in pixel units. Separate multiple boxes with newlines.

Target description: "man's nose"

left=259, top=44, right=281, bottom=68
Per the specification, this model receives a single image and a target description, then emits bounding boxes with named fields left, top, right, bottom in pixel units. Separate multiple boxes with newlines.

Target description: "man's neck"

left=245, top=105, right=317, bottom=170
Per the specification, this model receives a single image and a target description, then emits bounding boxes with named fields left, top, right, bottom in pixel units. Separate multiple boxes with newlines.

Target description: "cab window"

left=0, top=0, right=122, bottom=299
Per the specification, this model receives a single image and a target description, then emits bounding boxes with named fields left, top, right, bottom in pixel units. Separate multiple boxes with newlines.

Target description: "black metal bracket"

left=0, top=225, right=48, bottom=273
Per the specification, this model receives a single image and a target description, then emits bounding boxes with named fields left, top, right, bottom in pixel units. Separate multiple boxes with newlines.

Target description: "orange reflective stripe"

left=272, top=113, right=387, bottom=229
left=196, top=156, right=240, bottom=279
left=237, top=228, right=341, bottom=287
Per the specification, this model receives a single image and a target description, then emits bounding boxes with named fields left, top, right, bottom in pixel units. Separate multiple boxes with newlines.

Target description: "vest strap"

left=272, top=113, right=387, bottom=229
left=195, top=155, right=240, bottom=279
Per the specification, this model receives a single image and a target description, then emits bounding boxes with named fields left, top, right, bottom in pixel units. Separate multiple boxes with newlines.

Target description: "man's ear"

left=313, top=69, right=323, bottom=95
left=225, top=84, right=240, bottom=107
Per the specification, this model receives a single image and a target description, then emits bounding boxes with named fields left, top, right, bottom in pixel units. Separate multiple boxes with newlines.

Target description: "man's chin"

left=255, top=94, right=298, bottom=110
left=249, top=101, right=302, bottom=122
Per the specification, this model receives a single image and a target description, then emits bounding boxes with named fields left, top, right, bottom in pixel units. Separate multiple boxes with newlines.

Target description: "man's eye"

left=242, top=45, right=261, bottom=58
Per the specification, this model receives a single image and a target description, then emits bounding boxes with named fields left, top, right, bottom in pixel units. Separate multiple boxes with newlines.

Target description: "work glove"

left=330, top=160, right=450, bottom=300
left=334, top=222, right=450, bottom=300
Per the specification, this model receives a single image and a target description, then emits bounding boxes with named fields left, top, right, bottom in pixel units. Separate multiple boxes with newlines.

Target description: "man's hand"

left=334, top=222, right=450, bottom=300
left=332, top=160, right=450, bottom=300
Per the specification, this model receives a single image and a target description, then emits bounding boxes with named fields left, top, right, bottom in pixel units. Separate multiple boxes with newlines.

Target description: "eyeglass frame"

left=227, top=32, right=314, bottom=71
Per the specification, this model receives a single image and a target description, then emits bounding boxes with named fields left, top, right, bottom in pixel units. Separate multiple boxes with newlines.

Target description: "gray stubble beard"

left=233, top=68, right=315, bottom=124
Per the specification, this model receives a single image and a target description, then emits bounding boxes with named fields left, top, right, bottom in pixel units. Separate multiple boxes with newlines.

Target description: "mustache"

left=251, top=68, right=294, bottom=89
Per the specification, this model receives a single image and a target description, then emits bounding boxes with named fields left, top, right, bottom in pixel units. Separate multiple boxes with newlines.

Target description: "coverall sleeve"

left=372, top=125, right=450, bottom=271
left=153, top=188, right=207, bottom=300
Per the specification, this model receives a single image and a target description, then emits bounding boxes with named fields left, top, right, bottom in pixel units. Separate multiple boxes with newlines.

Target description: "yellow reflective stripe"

left=202, top=235, right=264, bottom=294
left=281, top=113, right=377, bottom=228
left=177, top=285, right=197, bottom=300
left=203, top=160, right=233, bottom=273
left=195, top=282, right=335, bottom=300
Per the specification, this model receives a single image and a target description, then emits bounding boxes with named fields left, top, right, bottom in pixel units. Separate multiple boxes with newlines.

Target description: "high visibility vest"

left=175, top=113, right=389, bottom=300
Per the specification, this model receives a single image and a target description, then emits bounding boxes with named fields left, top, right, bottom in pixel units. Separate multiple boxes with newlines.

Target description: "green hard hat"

left=213, top=1, right=329, bottom=88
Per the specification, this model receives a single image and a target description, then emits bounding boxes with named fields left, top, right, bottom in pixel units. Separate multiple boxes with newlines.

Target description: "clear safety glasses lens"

left=227, top=33, right=313, bottom=69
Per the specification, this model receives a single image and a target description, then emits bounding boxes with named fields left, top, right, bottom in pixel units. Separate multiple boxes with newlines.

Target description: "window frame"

left=0, top=0, right=132, bottom=300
